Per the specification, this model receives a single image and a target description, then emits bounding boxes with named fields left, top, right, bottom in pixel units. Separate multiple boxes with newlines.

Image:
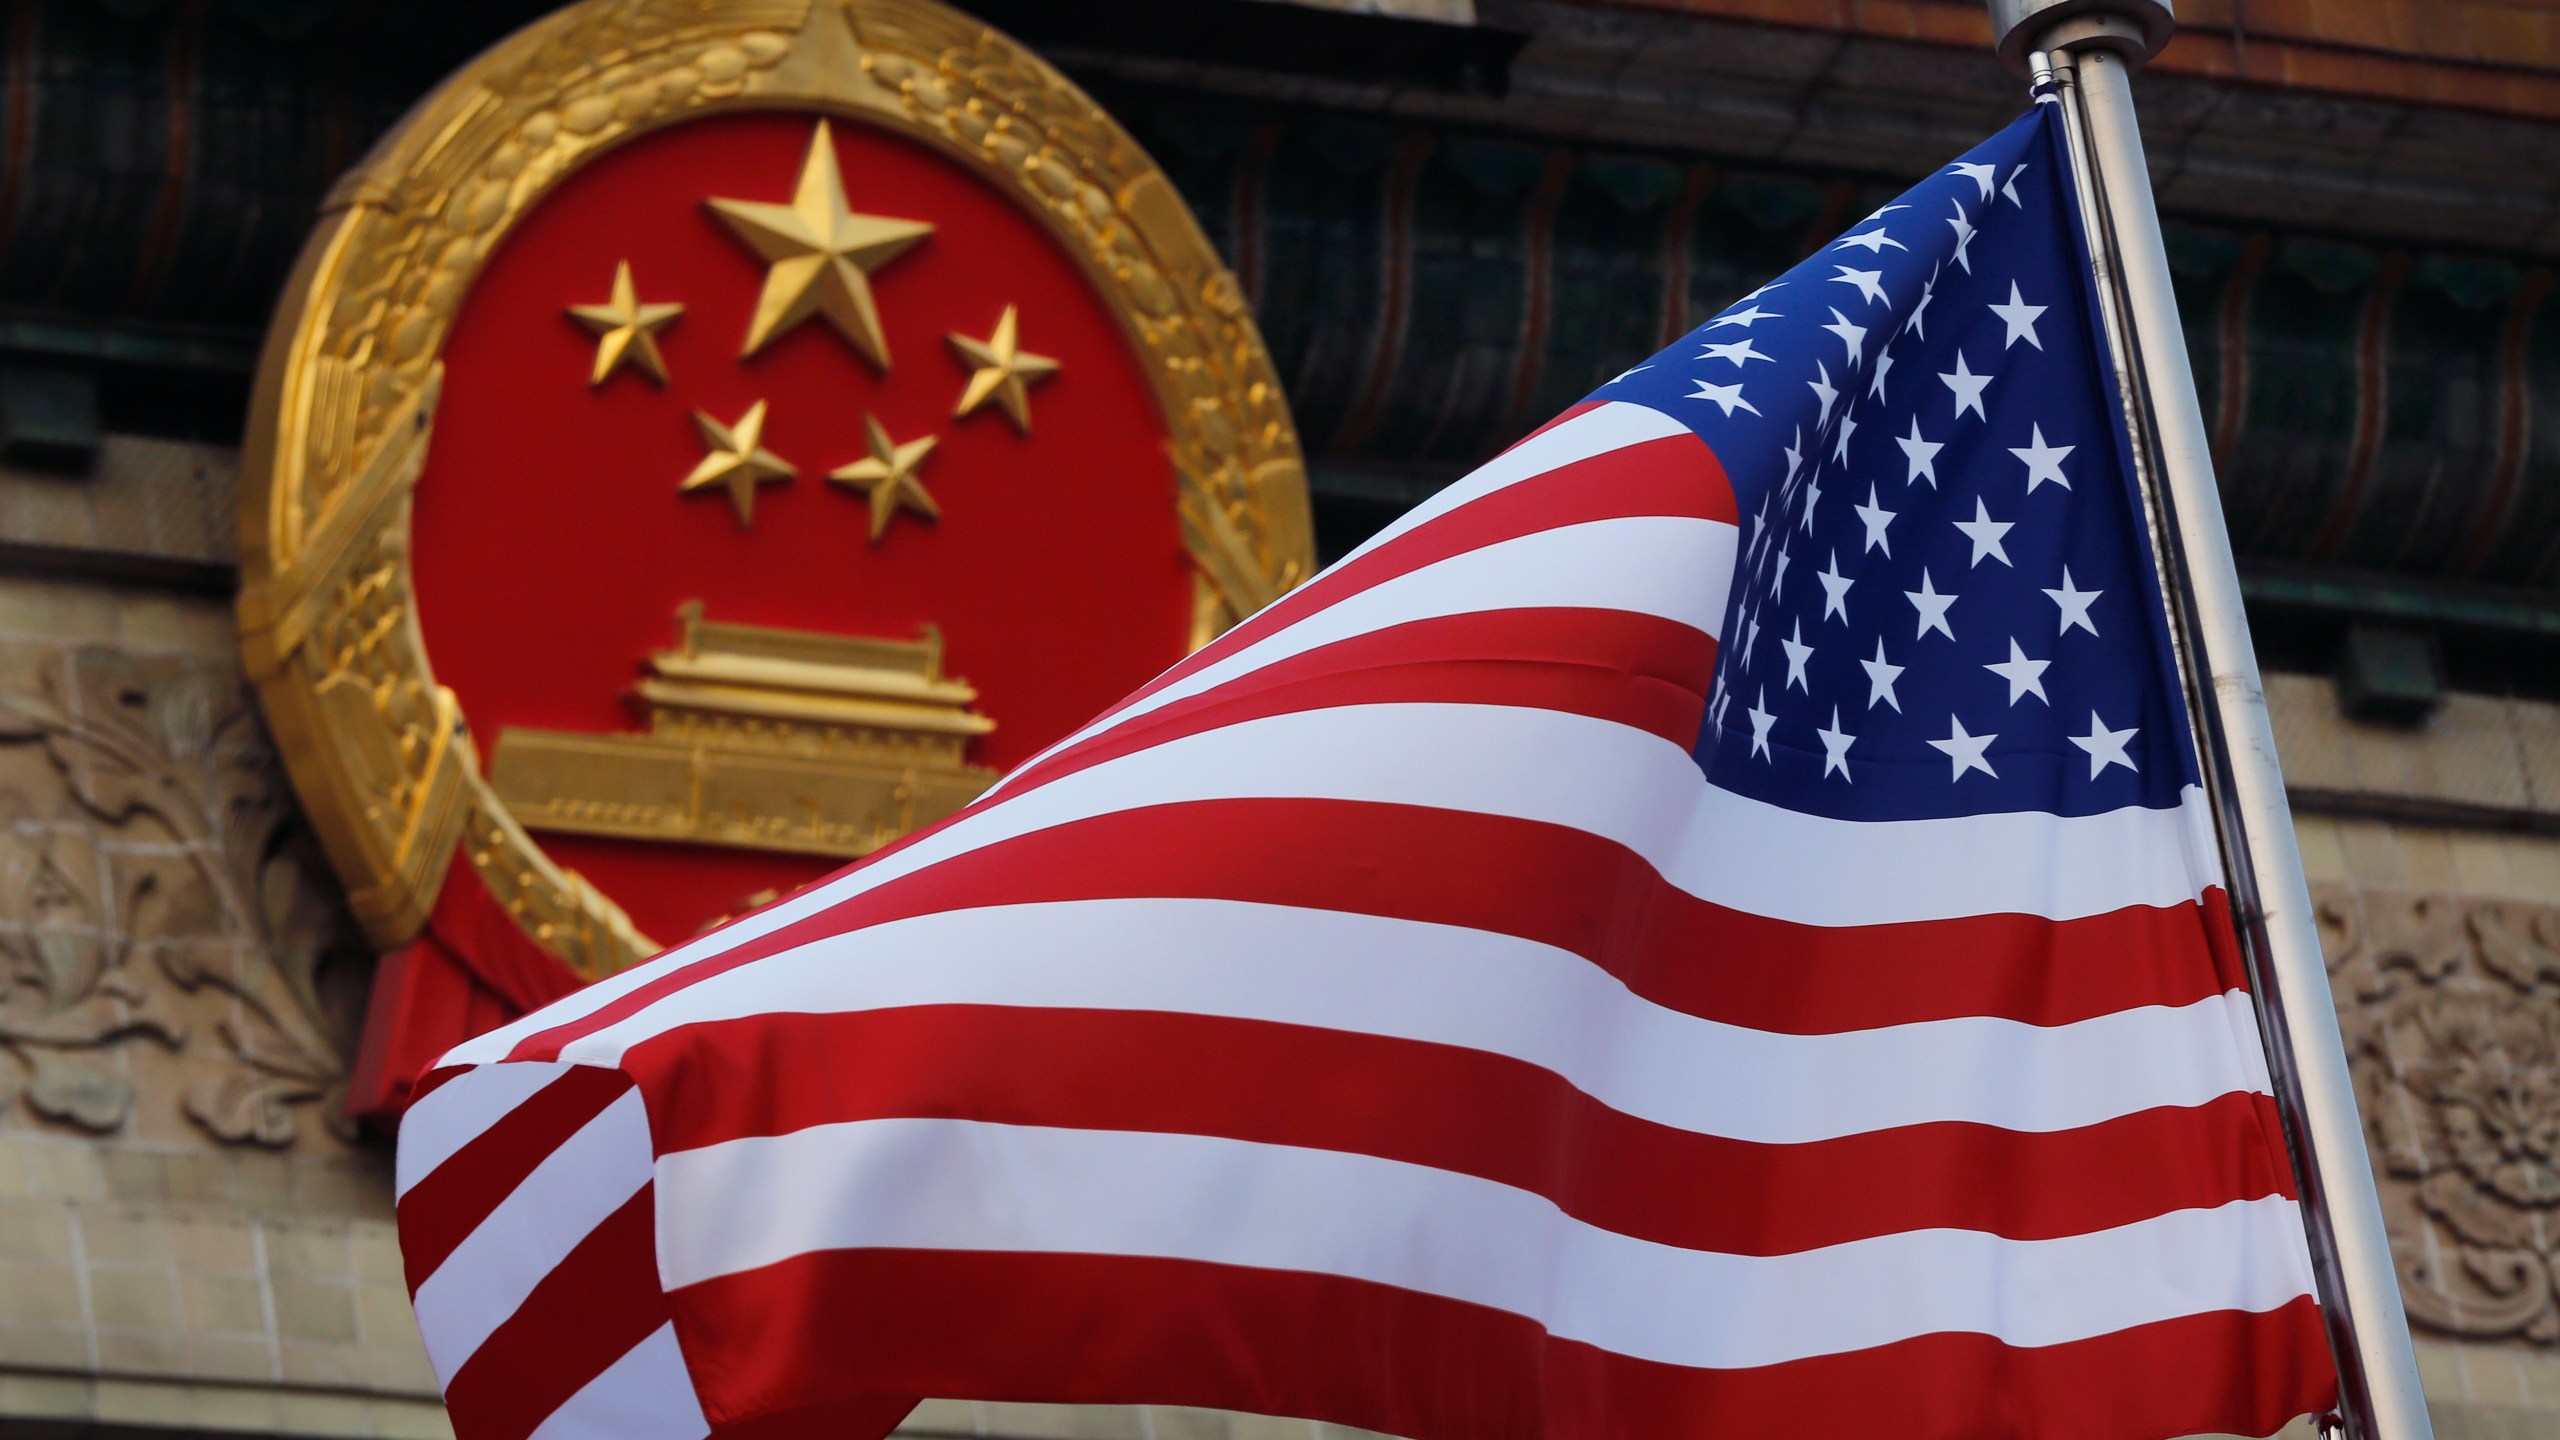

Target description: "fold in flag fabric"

left=395, top=101, right=2339, bottom=1440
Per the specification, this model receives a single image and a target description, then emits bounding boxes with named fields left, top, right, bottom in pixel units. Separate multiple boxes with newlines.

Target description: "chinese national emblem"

left=237, top=0, right=1312, bottom=1116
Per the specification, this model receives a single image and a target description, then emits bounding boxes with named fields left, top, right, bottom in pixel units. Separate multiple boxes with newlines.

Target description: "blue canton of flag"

left=1596, top=103, right=2198, bottom=823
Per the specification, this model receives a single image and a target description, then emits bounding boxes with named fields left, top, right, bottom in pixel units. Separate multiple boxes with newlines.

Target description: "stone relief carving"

left=2321, top=883, right=2560, bottom=1343
left=0, top=644, right=368, bottom=1145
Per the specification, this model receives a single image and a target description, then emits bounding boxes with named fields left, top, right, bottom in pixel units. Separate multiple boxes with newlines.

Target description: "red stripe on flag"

left=671, top=1249, right=2335, bottom=1440
left=707, top=1396, right=918, bottom=1440
left=635, top=1005, right=2295, bottom=1252
left=403, top=1063, right=472, bottom=1113
left=1081, top=428, right=1731, bottom=736
left=997, top=606, right=1714, bottom=802
left=508, top=797, right=2240, bottom=1066
left=397, top=1065, right=633, bottom=1293
left=440, top=1185, right=670, bottom=1440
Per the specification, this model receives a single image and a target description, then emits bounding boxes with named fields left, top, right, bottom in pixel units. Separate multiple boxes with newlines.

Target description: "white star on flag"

left=1949, top=161, right=1997, bottom=200
left=1824, top=308, right=1868, bottom=366
left=1688, top=379, right=1759, bottom=416
left=2002, top=164, right=2028, bottom=206
left=1897, top=417, right=1942, bottom=486
left=1699, top=338, right=1771, bottom=366
left=2070, top=711, right=2141, bottom=777
left=1833, top=228, right=1907, bottom=254
left=1854, top=486, right=1895, bottom=555
left=1868, top=350, right=1895, bottom=402
left=1817, top=550, right=1852, bottom=622
left=1747, top=687, right=1777, bottom=761
left=1781, top=620, right=1814, bottom=692
left=1985, top=638, right=2052, bottom=704
left=1907, top=568, right=1958, bottom=640
left=1807, top=363, right=1839, bottom=428
left=2045, top=567, right=2102, bottom=635
left=2010, top=424, right=2072, bottom=492
left=1831, top=265, right=1888, bottom=307
left=1929, top=714, right=2000, bottom=781
left=1861, top=637, right=1904, bottom=711
left=1990, top=281, right=2048, bottom=350
left=1905, top=272, right=1937, bottom=338
left=1710, top=304, right=1781, bottom=329
left=1956, top=497, right=2015, bottom=567
left=1831, top=413, right=1858, bottom=465
left=1817, top=706, right=1856, bottom=781
left=1941, top=351, right=1990, bottom=420
left=1947, top=200, right=1978, bottom=273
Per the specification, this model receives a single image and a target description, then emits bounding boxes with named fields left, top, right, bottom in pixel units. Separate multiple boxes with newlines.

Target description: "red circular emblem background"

left=409, top=111, right=1192, bottom=944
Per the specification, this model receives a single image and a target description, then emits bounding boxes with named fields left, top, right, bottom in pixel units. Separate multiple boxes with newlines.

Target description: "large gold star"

left=946, top=305, right=1061, bottom=435
left=566, top=260, right=683, bottom=386
left=680, top=400, right=795, bottom=528
left=705, top=122, right=934, bottom=368
left=827, top=414, right=941, bottom=543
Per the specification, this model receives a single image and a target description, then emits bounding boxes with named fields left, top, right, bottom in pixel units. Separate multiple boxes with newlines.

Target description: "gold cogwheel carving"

left=237, top=0, right=1314, bottom=981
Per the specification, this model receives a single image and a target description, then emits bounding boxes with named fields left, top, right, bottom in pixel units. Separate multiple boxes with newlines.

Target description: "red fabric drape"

left=346, top=852, right=590, bottom=1126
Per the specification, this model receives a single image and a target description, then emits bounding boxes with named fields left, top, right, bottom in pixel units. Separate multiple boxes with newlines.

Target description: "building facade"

left=4, top=0, right=2560, bottom=1436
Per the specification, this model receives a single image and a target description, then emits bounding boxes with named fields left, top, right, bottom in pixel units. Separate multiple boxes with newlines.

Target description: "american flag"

left=396, top=103, right=2338, bottom=1440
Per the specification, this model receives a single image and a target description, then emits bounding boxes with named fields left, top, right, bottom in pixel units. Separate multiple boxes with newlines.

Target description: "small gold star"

left=706, top=122, right=934, bottom=368
left=828, top=414, right=941, bottom=543
left=946, top=305, right=1061, bottom=434
left=680, top=400, right=795, bottom=528
left=566, top=260, right=683, bottom=386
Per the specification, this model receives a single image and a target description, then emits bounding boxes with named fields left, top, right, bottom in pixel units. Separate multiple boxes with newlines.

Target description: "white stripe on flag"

left=1010, top=514, right=1736, bottom=773
left=1345, top=400, right=1694, bottom=564
left=1686, top=772, right=2228, bottom=919
left=526, top=1323, right=710, bottom=1440
left=396, top=1061, right=580, bottom=1200
left=443, top=711, right=2219, bottom=1071
left=654, top=1118, right=2319, bottom=1366
left=411, top=1087, right=654, bottom=1382
left=563, top=898, right=2268, bottom=1142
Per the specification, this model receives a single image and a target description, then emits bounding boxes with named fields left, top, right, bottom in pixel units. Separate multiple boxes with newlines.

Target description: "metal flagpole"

left=1981, top=5, right=2434, bottom=1440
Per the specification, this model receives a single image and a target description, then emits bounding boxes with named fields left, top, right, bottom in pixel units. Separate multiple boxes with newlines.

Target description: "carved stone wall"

left=2321, top=884, right=2560, bottom=1343
left=2292, top=808, right=2560, bottom=1436
left=0, top=641, right=366, bottom=1146
left=0, top=565, right=446, bottom=1438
